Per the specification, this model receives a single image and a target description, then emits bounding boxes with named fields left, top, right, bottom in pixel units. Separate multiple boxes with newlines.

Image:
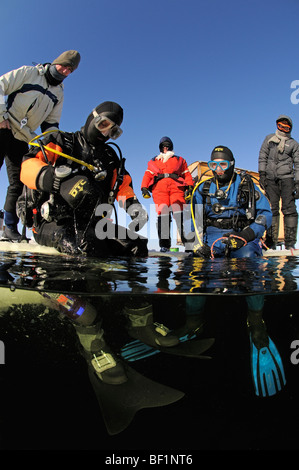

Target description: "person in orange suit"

left=141, top=136, right=194, bottom=252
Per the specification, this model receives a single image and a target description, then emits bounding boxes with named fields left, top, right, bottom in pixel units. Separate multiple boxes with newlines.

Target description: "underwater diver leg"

left=78, top=317, right=185, bottom=435
left=124, top=302, right=180, bottom=347
left=54, top=297, right=184, bottom=436
left=174, top=295, right=207, bottom=338
left=246, top=298, right=286, bottom=397
left=74, top=321, right=128, bottom=385
left=41, top=291, right=128, bottom=385
left=122, top=296, right=215, bottom=361
left=246, top=294, right=264, bottom=313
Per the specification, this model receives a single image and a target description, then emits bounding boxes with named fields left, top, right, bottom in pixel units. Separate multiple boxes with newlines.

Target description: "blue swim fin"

left=249, top=333, right=286, bottom=397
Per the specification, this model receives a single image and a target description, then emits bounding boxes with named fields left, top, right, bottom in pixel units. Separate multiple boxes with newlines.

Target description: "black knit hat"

left=52, top=50, right=81, bottom=71
left=211, top=146, right=234, bottom=162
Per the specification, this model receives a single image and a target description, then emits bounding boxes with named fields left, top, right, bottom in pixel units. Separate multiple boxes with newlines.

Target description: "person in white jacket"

left=0, top=50, right=80, bottom=240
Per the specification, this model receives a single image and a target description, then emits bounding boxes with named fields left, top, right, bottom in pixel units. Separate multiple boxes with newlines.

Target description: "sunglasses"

left=277, top=121, right=291, bottom=133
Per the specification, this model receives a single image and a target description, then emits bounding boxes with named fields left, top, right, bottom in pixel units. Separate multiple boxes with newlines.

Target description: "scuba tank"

left=40, top=292, right=98, bottom=325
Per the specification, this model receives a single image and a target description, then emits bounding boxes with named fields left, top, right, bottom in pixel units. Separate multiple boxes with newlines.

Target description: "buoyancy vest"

left=198, top=172, right=259, bottom=231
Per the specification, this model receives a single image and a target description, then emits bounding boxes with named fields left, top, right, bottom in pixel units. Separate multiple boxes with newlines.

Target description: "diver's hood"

left=83, top=101, right=123, bottom=146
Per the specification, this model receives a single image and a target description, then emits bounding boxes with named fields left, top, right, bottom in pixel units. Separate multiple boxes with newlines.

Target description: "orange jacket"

left=141, top=155, right=193, bottom=191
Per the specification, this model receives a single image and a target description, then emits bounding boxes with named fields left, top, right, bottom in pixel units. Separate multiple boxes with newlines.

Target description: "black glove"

left=36, top=165, right=55, bottom=192
left=294, top=181, right=299, bottom=199
left=141, top=187, right=151, bottom=199
left=193, top=242, right=211, bottom=258
left=222, top=227, right=255, bottom=250
left=259, top=172, right=267, bottom=189
left=37, top=165, right=72, bottom=193
left=126, top=197, right=148, bottom=231
left=184, top=185, right=194, bottom=202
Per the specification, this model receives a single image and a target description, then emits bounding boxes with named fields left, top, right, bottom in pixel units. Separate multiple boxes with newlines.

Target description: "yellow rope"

left=29, top=130, right=96, bottom=172
left=190, top=177, right=214, bottom=248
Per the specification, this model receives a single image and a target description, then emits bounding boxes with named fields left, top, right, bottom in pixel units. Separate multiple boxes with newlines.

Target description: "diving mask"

left=208, top=160, right=232, bottom=171
left=92, top=111, right=123, bottom=140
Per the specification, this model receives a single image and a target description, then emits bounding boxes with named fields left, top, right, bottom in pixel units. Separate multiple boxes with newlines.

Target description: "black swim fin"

left=249, top=321, right=286, bottom=397
left=120, top=335, right=215, bottom=362
left=87, top=363, right=184, bottom=435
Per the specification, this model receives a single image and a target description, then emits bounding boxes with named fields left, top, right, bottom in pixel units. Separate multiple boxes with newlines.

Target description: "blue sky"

left=2, top=0, right=299, bottom=249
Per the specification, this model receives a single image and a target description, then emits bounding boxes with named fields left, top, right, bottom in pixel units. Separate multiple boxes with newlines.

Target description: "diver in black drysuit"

left=18, top=101, right=180, bottom=385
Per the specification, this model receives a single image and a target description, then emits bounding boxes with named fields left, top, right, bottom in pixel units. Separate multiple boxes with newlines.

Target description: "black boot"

left=265, top=215, right=280, bottom=249
left=124, top=303, right=179, bottom=347
left=284, top=215, right=298, bottom=250
left=157, top=214, right=171, bottom=251
left=2, top=225, right=22, bottom=241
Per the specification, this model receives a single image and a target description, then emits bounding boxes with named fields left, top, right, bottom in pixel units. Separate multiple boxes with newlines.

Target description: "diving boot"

left=2, top=225, right=22, bottom=241
left=74, top=322, right=127, bottom=385
left=157, top=214, right=171, bottom=251
left=124, top=304, right=179, bottom=348
left=265, top=215, right=280, bottom=249
left=284, top=215, right=298, bottom=250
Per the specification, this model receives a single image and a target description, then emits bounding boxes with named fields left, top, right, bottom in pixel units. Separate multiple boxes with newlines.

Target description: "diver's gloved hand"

left=193, top=242, right=211, bottom=258
left=36, top=165, right=55, bottom=192
left=37, top=165, right=72, bottom=193
left=126, top=197, right=148, bottom=231
left=184, top=185, right=194, bottom=202
left=222, top=227, right=255, bottom=250
left=259, top=172, right=267, bottom=189
left=294, top=181, right=299, bottom=199
left=141, top=187, right=151, bottom=199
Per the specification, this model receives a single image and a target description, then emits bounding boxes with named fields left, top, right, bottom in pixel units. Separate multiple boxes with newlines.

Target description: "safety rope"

left=29, top=130, right=96, bottom=172
left=190, top=176, right=214, bottom=247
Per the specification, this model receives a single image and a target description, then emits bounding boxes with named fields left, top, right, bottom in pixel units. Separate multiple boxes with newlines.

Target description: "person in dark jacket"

left=258, top=115, right=299, bottom=249
left=18, top=101, right=148, bottom=257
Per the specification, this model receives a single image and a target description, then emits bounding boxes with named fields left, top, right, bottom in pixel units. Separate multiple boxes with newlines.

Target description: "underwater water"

left=0, top=249, right=299, bottom=452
